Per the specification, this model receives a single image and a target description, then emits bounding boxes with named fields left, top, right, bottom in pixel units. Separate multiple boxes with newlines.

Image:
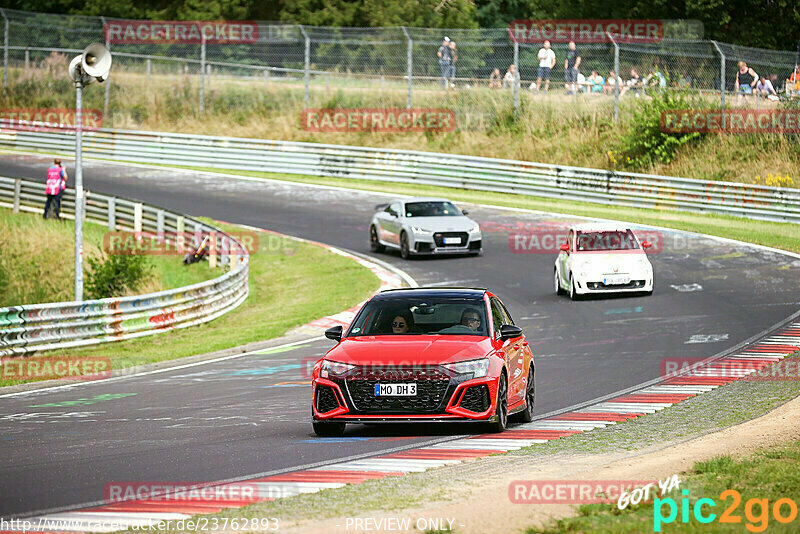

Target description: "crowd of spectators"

left=434, top=37, right=800, bottom=102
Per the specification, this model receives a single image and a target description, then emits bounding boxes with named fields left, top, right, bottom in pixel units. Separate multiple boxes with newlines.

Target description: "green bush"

left=617, top=89, right=706, bottom=169
left=85, top=253, right=152, bottom=300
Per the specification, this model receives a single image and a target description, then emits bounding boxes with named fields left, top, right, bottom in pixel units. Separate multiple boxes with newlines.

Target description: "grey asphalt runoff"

left=1, top=154, right=799, bottom=517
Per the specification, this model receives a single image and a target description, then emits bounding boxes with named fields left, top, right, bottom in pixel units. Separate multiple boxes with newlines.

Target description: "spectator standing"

left=678, top=71, right=693, bottom=89
left=564, top=41, right=581, bottom=94
left=735, top=61, right=758, bottom=104
left=489, top=68, right=502, bottom=89
left=532, top=40, right=556, bottom=92
left=43, top=158, right=67, bottom=220
left=448, top=40, right=458, bottom=88
left=437, top=37, right=452, bottom=89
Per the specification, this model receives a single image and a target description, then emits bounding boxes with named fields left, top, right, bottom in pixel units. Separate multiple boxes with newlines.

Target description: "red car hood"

left=327, top=335, right=495, bottom=365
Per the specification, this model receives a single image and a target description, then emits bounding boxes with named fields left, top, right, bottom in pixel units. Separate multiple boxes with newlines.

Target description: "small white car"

left=554, top=223, right=654, bottom=299
left=369, top=197, right=482, bottom=259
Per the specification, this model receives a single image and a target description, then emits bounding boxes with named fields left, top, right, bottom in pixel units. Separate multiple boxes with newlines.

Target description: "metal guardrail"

left=1, top=125, right=798, bottom=224
left=0, top=175, right=250, bottom=357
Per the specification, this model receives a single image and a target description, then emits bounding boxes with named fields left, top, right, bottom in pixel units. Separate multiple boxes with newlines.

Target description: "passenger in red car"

left=391, top=313, right=412, bottom=334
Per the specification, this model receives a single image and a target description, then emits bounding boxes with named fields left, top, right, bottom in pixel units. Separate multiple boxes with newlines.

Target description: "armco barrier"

left=0, top=176, right=249, bottom=357
left=1, top=125, right=799, bottom=223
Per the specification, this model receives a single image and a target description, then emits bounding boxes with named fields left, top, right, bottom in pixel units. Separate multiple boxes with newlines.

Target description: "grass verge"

left=171, top=166, right=800, bottom=254
left=527, top=441, right=800, bottom=533
left=0, top=207, right=217, bottom=306
left=0, top=217, right=380, bottom=387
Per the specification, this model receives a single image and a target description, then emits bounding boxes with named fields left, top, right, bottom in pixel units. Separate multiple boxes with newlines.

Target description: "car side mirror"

left=499, top=324, right=523, bottom=342
left=642, top=241, right=652, bottom=249
left=325, top=325, right=343, bottom=342
left=461, top=210, right=469, bottom=216
left=559, top=243, right=570, bottom=252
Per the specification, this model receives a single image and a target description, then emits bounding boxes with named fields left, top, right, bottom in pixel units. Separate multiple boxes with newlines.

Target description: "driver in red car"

left=461, top=308, right=482, bottom=331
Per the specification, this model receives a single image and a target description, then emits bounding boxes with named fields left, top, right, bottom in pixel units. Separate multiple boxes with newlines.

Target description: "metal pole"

left=298, top=25, right=310, bottom=105
left=146, top=58, right=151, bottom=82
left=1, top=9, right=8, bottom=90
left=608, top=33, right=619, bottom=122
left=24, top=48, right=29, bottom=71
left=74, top=80, right=84, bottom=301
left=711, top=41, right=725, bottom=110
left=513, top=41, right=519, bottom=113
left=401, top=26, right=412, bottom=109
left=101, top=17, right=110, bottom=121
left=199, top=31, right=206, bottom=114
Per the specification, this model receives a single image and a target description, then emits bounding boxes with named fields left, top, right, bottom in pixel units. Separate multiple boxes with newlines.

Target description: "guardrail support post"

left=299, top=25, right=310, bottom=105
left=1, top=9, right=8, bottom=90
left=176, top=216, right=185, bottom=253
left=401, top=26, right=412, bottom=109
left=107, top=197, right=115, bottom=230
left=263, top=68, right=269, bottom=88
left=12, top=178, right=20, bottom=213
left=156, top=209, right=164, bottom=242
left=208, top=231, right=217, bottom=268
left=24, top=48, right=29, bottom=71
left=133, top=202, right=142, bottom=233
left=711, top=41, right=726, bottom=111
left=146, top=58, right=151, bottom=82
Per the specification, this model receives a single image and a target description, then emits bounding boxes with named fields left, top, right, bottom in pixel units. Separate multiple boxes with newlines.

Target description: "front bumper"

left=411, top=231, right=482, bottom=255
left=573, top=274, right=653, bottom=294
left=312, top=367, right=497, bottom=423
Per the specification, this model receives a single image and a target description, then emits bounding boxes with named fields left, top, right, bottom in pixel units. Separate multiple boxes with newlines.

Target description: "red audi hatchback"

left=311, top=288, right=535, bottom=436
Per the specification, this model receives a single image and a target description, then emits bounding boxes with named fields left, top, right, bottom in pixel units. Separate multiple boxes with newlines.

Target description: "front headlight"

left=443, top=358, right=489, bottom=379
left=320, top=360, right=355, bottom=378
left=411, top=226, right=432, bottom=236
left=469, top=224, right=481, bottom=234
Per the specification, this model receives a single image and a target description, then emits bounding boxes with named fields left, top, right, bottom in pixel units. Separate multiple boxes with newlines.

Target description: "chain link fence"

left=1, top=8, right=798, bottom=123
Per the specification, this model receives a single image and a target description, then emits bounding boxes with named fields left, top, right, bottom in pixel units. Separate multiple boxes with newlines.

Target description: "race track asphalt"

left=1, top=154, right=799, bottom=517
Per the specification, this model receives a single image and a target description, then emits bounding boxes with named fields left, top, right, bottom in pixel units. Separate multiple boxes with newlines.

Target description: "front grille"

left=459, top=385, right=490, bottom=412
left=346, top=379, right=450, bottom=413
left=589, top=280, right=646, bottom=290
left=315, top=385, right=340, bottom=413
left=433, top=232, right=468, bottom=247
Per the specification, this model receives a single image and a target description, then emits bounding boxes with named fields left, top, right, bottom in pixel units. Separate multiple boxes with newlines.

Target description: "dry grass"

left=2, top=66, right=798, bottom=186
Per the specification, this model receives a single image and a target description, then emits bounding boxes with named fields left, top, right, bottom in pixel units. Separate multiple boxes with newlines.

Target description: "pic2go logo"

left=654, top=489, right=799, bottom=532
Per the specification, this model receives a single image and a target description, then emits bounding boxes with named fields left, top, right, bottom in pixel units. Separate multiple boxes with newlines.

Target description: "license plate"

left=374, top=383, right=416, bottom=396
left=603, top=275, right=630, bottom=285
left=443, top=237, right=461, bottom=245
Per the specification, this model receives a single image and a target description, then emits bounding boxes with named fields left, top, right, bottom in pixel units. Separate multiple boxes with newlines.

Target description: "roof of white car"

left=570, top=222, right=634, bottom=233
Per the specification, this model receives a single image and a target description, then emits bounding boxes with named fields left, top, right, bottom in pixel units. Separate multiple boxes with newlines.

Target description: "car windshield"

left=576, top=230, right=640, bottom=251
left=347, top=297, right=488, bottom=336
left=405, top=201, right=461, bottom=217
